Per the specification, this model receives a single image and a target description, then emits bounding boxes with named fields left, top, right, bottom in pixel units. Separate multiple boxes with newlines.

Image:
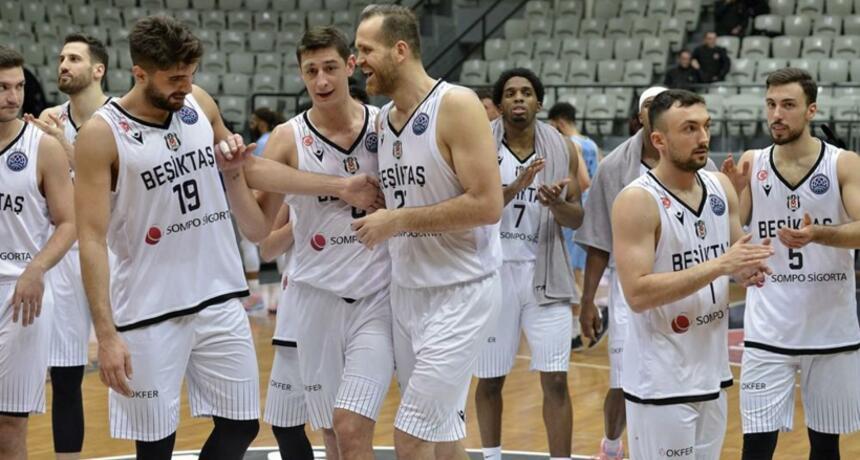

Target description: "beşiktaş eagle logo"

left=393, top=140, right=403, bottom=159
left=695, top=219, right=707, bottom=239
left=787, top=193, right=800, bottom=211
left=164, top=132, right=181, bottom=152
left=343, top=157, right=359, bottom=174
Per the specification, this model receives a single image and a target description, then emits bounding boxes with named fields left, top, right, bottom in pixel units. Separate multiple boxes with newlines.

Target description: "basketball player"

left=476, top=88, right=500, bottom=121
left=720, top=68, right=860, bottom=460
left=0, top=45, right=76, bottom=460
left=352, top=5, right=503, bottom=459
left=221, top=27, right=393, bottom=460
left=74, top=16, right=266, bottom=458
left=474, top=68, right=582, bottom=460
left=24, top=33, right=109, bottom=460
left=613, top=89, right=773, bottom=460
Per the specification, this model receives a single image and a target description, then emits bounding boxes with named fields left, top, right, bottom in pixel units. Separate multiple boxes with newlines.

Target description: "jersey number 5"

left=172, top=179, right=200, bottom=214
left=788, top=248, right=803, bottom=270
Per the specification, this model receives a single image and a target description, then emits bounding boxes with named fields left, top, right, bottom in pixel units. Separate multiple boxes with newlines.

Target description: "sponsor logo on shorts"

left=412, top=113, right=430, bottom=135
left=270, top=379, right=293, bottom=391
left=809, top=173, right=830, bottom=195
left=145, top=211, right=232, bottom=245
left=6, top=150, right=28, bottom=172
left=671, top=314, right=691, bottom=333
left=658, top=446, right=694, bottom=457
left=178, top=106, right=198, bottom=124
left=130, top=390, right=159, bottom=399
left=305, top=384, right=322, bottom=392
left=741, top=382, right=767, bottom=391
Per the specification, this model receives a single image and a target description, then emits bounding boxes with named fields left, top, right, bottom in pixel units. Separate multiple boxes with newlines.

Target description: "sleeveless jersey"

left=498, top=142, right=540, bottom=261
left=377, top=80, right=502, bottom=288
left=622, top=171, right=732, bottom=403
left=58, top=101, right=79, bottom=144
left=0, top=124, right=51, bottom=282
left=95, top=96, right=248, bottom=331
left=745, top=141, right=859, bottom=353
left=287, top=105, right=389, bottom=299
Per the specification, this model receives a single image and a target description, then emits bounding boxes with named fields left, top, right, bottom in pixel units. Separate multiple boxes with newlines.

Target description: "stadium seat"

left=202, top=11, right=227, bottom=30
left=820, top=59, right=849, bottom=83
left=541, top=60, right=569, bottom=84
left=333, top=11, right=352, bottom=31
left=222, top=74, right=251, bottom=96
left=9, top=23, right=33, bottom=42
left=633, top=17, right=661, bottom=38
left=579, top=18, right=606, bottom=39
left=557, top=0, right=585, bottom=18
left=802, top=36, right=832, bottom=58
left=22, top=43, right=45, bottom=67
left=660, top=17, right=686, bottom=51
left=567, top=60, right=596, bottom=83
left=729, top=58, right=756, bottom=83
left=35, top=23, right=59, bottom=45
left=219, top=96, right=247, bottom=128
left=47, top=4, right=72, bottom=24
left=560, top=38, right=588, bottom=60
left=277, top=30, right=301, bottom=50
left=598, top=60, right=624, bottom=82
left=219, top=0, right=242, bottom=9
left=203, top=51, right=227, bottom=74
left=107, top=70, right=132, bottom=93
left=252, top=73, right=280, bottom=93
left=307, top=10, right=332, bottom=29
left=784, top=15, right=812, bottom=36
left=585, top=93, right=616, bottom=135
left=593, top=0, right=621, bottom=19
left=588, top=38, right=614, bottom=60
left=249, top=31, right=275, bottom=52
left=756, top=59, right=787, bottom=82
left=228, top=11, right=253, bottom=32
left=813, top=15, right=842, bottom=36
left=528, top=16, right=553, bottom=41
left=789, top=58, right=820, bottom=78
left=509, top=39, right=535, bottom=60
left=220, top=31, right=246, bottom=53
left=282, top=74, right=305, bottom=94
left=228, top=52, right=254, bottom=74
left=754, top=15, right=783, bottom=35
left=196, top=30, right=218, bottom=51
left=281, top=11, right=305, bottom=30
left=191, top=0, right=216, bottom=8
left=22, top=3, right=45, bottom=23
left=772, top=36, right=802, bottom=58
left=253, top=11, right=277, bottom=32
left=484, top=38, right=508, bottom=61
left=504, top=18, right=528, bottom=39
left=165, top=0, right=188, bottom=8
left=534, top=38, right=562, bottom=61
left=726, top=94, right=761, bottom=136
left=624, top=60, right=652, bottom=84
left=741, top=36, right=771, bottom=59
left=140, top=0, right=163, bottom=7
left=675, top=0, right=701, bottom=30
left=648, top=0, right=674, bottom=17
left=459, top=59, right=487, bottom=85
left=325, top=0, right=348, bottom=8
left=525, top=0, right=551, bottom=18
left=709, top=84, right=737, bottom=97
left=606, top=17, right=632, bottom=39
left=845, top=15, right=860, bottom=34
left=557, top=91, right=587, bottom=110
left=621, top=0, right=647, bottom=18
left=642, top=36, right=671, bottom=73
left=615, top=37, right=642, bottom=61
left=487, top=59, right=508, bottom=83
left=514, top=58, right=542, bottom=74
left=0, top=0, right=22, bottom=21
left=174, top=11, right=200, bottom=28
left=825, top=0, right=853, bottom=14
left=606, top=87, right=634, bottom=117
left=255, top=53, right=281, bottom=74
left=769, top=0, right=796, bottom=15
left=796, top=0, right=824, bottom=15
left=553, top=17, right=580, bottom=38
left=270, top=0, right=296, bottom=11
left=702, top=94, right=725, bottom=135
left=717, top=35, right=741, bottom=57
left=831, top=37, right=859, bottom=61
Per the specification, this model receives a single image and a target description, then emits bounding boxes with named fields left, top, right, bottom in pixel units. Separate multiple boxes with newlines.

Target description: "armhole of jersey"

left=288, top=117, right=303, bottom=172
left=93, top=111, right=124, bottom=198
left=30, top=127, right=44, bottom=197
left=428, top=84, right=457, bottom=180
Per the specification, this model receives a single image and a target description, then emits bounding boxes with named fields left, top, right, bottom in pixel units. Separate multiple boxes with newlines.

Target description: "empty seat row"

left=504, top=15, right=688, bottom=49
left=754, top=14, right=860, bottom=36
left=484, top=37, right=670, bottom=68
left=768, top=0, right=860, bottom=16
left=727, top=57, right=860, bottom=84
left=524, top=0, right=687, bottom=19
left=460, top=59, right=654, bottom=87
left=721, top=34, right=860, bottom=59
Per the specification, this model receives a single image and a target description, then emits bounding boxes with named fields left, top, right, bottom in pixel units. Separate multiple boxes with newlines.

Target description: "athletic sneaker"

left=597, top=438, right=624, bottom=460
left=572, top=305, right=610, bottom=351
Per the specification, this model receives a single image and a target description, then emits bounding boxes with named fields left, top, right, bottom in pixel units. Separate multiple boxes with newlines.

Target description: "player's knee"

left=477, top=376, right=506, bottom=396
left=0, top=414, right=27, bottom=435
left=332, top=411, right=371, bottom=446
left=215, top=417, right=259, bottom=444
left=540, top=372, right=570, bottom=401
left=808, top=428, right=840, bottom=460
left=741, top=431, right=779, bottom=460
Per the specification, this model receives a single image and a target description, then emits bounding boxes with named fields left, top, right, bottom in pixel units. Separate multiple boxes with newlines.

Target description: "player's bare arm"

left=352, top=88, right=503, bottom=248
left=75, top=117, right=133, bottom=397
left=717, top=171, right=772, bottom=286
left=12, top=135, right=75, bottom=327
left=613, top=186, right=773, bottom=312
left=579, top=246, right=610, bottom=341
left=721, top=149, right=755, bottom=224
left=573, top=140, right=590, bottom=192
left=779, top=150, right=860, bottom=248
left=538, top=136, right=583, bottom=229
left=259, top=203, right=294, bottom=262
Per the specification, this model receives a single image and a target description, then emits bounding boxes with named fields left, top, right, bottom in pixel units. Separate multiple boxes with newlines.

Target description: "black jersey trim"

left=67, top=97, right=111, bottom=132
left=272, top=339, right=297, bottom=348
left=624, top=388, right=724, bottom=405
left=744, top=340, right=860, bottom=356
left=386, top=79, right=443, bottom=137
left=303, top=105, right=368, bottom=156
left=768, top=140, right=825, bottom=191
left=646, top=171, right=708, bottom=217
left=109, top=101, right=174, bottom=130
left=501, top=140, right=537, bottom=164
left=114, top=289, right=250, bottom=332
left=0, top=123, right=27, bottom=157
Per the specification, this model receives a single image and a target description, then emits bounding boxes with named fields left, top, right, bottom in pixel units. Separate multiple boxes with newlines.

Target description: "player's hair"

left=647, top=89, right=705, bottom=130
left=253, top=107, right=284, bottom=128
left=128, top=15, right=203, bottom=71
left=766, top=67, right=818, bottom=106
left=359, top=4, right=422, bottom=59
left=474, top=87, right=493, bottom=101
left=547, top=102, right=577, bottom=124
left=64, top=33, right=109, bottom=70
left=492, top=67, right=545, bottom=105
left=0, top=45, right=24, bottom=70
left=297, top=26, right=351, bottom=65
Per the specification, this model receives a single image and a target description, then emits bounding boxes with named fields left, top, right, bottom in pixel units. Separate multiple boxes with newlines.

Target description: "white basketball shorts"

left=49, top=247, right=91, bottom=367
left=608, top=268, right=629, bottom=389
left=264, top=282, right=307, bottom=428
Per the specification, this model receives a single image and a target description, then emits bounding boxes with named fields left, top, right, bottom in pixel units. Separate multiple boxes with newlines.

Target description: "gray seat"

left=140, top=0, right=163, bottom=7
left=252, top=73, right=281, bottom=93
left=553, top=17, right=580, bottom=38
left=228, top=52, right=254, bottom=74
left=307, top=10, right=332, bottom=29
left=702, top=94, right=725, bottom=135
left=605, top=87, right=634, bottom=117
left=333, top=11, right=352, bottom=31
left=754, top=15, right=782, bottom=35
left=245, top=0, right=270, bottom=10
left=271, top=0, right=297, bottom=11
left=660, top=17, right=686, bottom=51
left=509, top=39, right=535, bottom=60
left=834, top=36, right=860, bottom=59
left=819, top=59, right=849, bottom=83
left=459, top=59, right=487, bottom=85
left=648, top=0, right=674, bottom=17
left=845, top=15, right=860, bottom=34
left=22, top=3, right=45, bottom=23
left=789, top=58, right=820, bottom=78
left=755, top=59, right=786, bottom=82
left=255, top=53, right=281, bottom=74
left=220, top=31, right=246, bottom=53
left=826, top=0, right=853, bottom=14
left=277, top=30, right=301, bottom=51
left=606, top=17, right=632, bottom=39
left=196, top=30, right=218, bottom=51
left=557, top=0, right=585, bottom=18
left=560, top=38, right=588, bottom=60
left=588, top=38, right=614, bottom=60
left=228, top=11, right=253, bottom=31
left=219, top=96, right=247, bottom=128
left=741, top=36, right=771, bottom=59
left=534, top=38, right=561, bottom=61
left=642, top=36, right=671, bottom=73
left=615, top=37, right=642, bottom=61
left=593, top=0, right=621, bottom=19
left=35, top=23, right=59, bottom=44
left=632, top=17, right=660, bottom=38
left=9, top=22, right=33, bottom=42
left=525, top=0, right=551, bottom=18
left=796, top=0, right=824, bottom=15
left=249, top=31, right=275, bottom=52
left=585, top=93, right=616, bottom=135
left=281, top=11, right=305, bottom=29
left=620, top=0, right=647, bottom=18
left=675, top=0, right=701, bottom=30
left=528, top=16, right=553, bottom=41
left=813, top=15, right=841, bottom=36
left=22, top=43, right=45, bottom=67
left=597, top=60, right=624, bottom=82
left=579, top=18, right=606, bottom=39
left=107, top=70, right=132, bottom=93
left=709, top=84, right=737, bottom=97
left=623, top=60, right=652, bottom=84
left=514, top=58, right=542, bottom=74
left=47, top=4, right=72, bottom=24
left=726, top=94, right=761, bottom=137
left=1, top=0, right=22, bottom=21
left=219, top=0, right=242, bottom=9
left=504, top=18, right=528, bottom=39
left=802, top=36, right=832, bottom=58
left=784, top=15, right=812, bottom=36
left=850, top=59, right=860, bottom=81
left=325, top=0, right=348, bottom=8
left=484, top=39, right=508, bottom=61
left=254, top=12, right=277, bottom=32
left=202, top=11, right=226, bottom=30
left=281, top=74, right=303, bottom=94
left=716, top=35, right=740, bottom=57
left=487, top=60, right=508, bottom=84
left=165, top=0, right=188, bottom=7
left=203, top=51, right=227, bottom=73
left=541, top=60, right=569, bottom=84
left=567, top=60, right=596, bottom=83
left=769, top=0, right=797, bottom=15
left=191, top=0, right=216, bottom=7
left=729, top=58, right=756, bottom=84
left=175, top=10, right=200, bottom=28
left=772, top=36, right=801, bottom=58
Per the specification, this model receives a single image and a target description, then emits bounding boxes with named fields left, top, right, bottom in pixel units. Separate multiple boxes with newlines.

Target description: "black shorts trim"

left=721, top=378, right=734, bottom=389
left=115, top=289, right=250, bottom=332
left=744, top=340, right=860, bottom=356
left=624, top=387, right=726, bottom=406
left=0, top=411, right=29, bottom=418
left=272, top=339, right=297, bottom=348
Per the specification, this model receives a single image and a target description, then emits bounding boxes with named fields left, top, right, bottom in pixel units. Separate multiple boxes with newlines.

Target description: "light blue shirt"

left=253, top=132, right=271, bottom=156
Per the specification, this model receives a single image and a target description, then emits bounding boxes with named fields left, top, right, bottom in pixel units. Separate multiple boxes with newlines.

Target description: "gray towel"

left=574, top=129, right=718, bottom=264
left=492, top=118, right=578, bottom=305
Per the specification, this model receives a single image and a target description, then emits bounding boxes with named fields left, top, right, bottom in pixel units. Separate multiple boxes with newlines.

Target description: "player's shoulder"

left=835, top=148, right=860, bottom=180
left=439, top=84, right=482, bottom=112
left=38, top=104, right=65, bottom=120
left=190, top=85, right=218, bottom=119
left=614, top=185, right=659, bottom=221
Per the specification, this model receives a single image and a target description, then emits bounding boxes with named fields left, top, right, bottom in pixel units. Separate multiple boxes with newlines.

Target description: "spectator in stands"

left=664, top=50, right=701, bottom=91
left=715, top=0, right=750, bottom=36
left=249, top=107, right=284, bottom=156
left=476, top=87, right=500, bottom=121
left=22, top=67, right=47, bottom=115
left=692, top=32, right=731, bottom=83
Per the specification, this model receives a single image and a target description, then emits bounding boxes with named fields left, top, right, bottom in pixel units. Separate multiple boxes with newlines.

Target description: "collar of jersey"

left=386, top=79, right=443, bottom=137
left=303, top=105, right=368, bottom=156
left=647, top=170, right=708, bottom=218
left=110, top=101, right=174, bottom=130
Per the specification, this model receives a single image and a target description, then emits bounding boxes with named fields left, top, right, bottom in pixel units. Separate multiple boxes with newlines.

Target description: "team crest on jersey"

left=364, top=132, right=378, bottom=153
left=343, top=157, right=360, bottom=174
left=6, top=150, right=27, bottom=172
left=393, top=140, right=403, bottom=159
left=787, top=194, right=800, bottom=211
left=809, top=173, right=830, bottom=195
left=178, top=106, right=198, bottom=125
left=709, top=195, right=726, bottom=216
left=412, top=113, right=430, bottom=135
left=694, top=219, right=707, bottom=239
left=118, top=118, right=143, bottom=144
left=757, top=169, right=768, bottom=181
left=164, top=132, right=181, bottom=152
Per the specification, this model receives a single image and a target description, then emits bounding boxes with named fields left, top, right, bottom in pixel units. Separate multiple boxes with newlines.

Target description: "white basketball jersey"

left=273, top=207, right=296, bottom=344
left=0, top=124, right=51, bottom=282
left=95, top=96, right=248, bottom=331
left=622, top=171, right=732, bottom=403
left=58, top=101, right=80, bottom=144
left=745, top=142, right=859, bottom=353
left=288, top=105, right=390, bottom=299
left=378, top=81, right=502, bottom=288
left=498, top=143, right=540, bottom=261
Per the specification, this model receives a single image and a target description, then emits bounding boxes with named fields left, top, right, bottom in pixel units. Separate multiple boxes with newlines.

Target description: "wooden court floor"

left=25, top=308, right=860, bottom=459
